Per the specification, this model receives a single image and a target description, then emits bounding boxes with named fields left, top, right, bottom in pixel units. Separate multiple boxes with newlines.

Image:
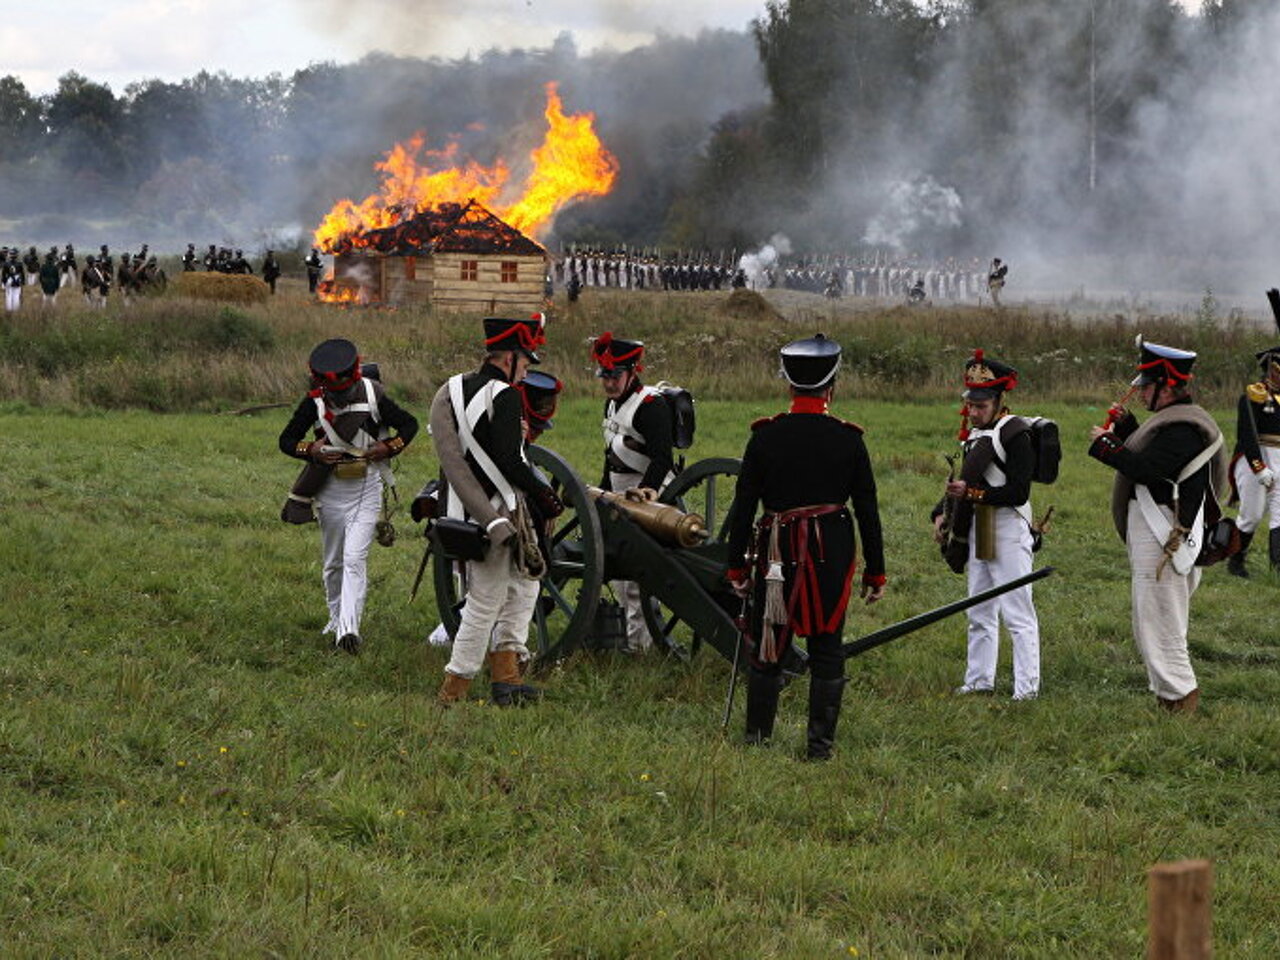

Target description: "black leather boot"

left=1227, top=530, right=1253, bottom=578
left=744, top=668, right=783, bottom=745
left=1271, top=528, right=1280, bottom=572
left=805, top=676, right=847, bottom=761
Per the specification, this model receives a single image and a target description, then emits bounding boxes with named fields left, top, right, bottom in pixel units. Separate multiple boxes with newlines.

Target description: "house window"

left=403, top=256, right=416, bottom=281
left=460, top=260, right=478, bottom=281
left=501, top=261, right=518, bottom=283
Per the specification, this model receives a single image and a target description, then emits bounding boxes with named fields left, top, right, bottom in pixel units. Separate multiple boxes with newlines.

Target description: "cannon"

left=431, top=445, right=1054, bottom=669
left=432, top=446, right=745, bottom=664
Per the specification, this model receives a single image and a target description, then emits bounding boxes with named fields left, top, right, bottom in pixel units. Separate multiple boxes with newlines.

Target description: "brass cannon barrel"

left=586, top=486, right=709, bottom=548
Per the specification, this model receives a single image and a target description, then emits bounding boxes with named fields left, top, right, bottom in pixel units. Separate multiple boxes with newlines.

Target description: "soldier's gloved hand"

left=532, top=485, right=564, bottom=519
left=1258, top=467, right=1276, bottom=490
left=726, top=567, right=750, bottom=598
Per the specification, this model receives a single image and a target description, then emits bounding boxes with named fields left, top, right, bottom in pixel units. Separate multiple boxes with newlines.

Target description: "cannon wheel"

left=640, top=457, right=742, bottom=660
left=432, top=443, right=604, bottom=667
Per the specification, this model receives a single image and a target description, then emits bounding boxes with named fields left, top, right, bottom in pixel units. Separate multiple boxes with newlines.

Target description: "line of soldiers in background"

left=182, top=244, right=284, bottom=293
left=1, top=243, right=167, bottom=310
left=555, top=248, right=1003, bottom=303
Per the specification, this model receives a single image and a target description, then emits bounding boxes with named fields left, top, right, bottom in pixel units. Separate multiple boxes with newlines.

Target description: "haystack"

left=172, top=272, right=270, bottom=305
left=720, top=288, right=782, bottom=322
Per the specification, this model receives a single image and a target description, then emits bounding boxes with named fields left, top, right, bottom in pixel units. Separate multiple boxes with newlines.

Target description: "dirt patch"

left=719, top=288, right=783, bottom=322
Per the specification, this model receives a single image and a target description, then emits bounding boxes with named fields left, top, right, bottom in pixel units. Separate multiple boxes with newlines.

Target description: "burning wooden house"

left=322, top=200, right=550, bottom=312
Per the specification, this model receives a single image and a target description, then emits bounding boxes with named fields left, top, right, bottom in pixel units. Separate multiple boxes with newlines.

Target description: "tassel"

left=760, top=524, right=787, bottom=663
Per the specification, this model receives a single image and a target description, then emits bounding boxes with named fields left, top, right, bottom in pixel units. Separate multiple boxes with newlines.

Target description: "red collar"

left=789, top=396, right=828, bottom=414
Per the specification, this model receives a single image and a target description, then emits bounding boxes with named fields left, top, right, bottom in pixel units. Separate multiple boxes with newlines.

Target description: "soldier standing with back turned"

left=725, top=335, right=887, bottom=760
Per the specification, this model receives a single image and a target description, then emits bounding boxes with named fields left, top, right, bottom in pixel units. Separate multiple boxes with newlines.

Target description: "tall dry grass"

left=0, top=279, right=1267, bottom=411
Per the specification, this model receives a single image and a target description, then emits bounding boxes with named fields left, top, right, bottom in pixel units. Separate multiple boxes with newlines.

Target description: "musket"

left=841, top=566, right=1054, bottom=660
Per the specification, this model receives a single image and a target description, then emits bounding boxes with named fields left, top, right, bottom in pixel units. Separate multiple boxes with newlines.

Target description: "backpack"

left=1022, top=416, right=1060, bottom=484
left=654, top=381, right=696, bottom=450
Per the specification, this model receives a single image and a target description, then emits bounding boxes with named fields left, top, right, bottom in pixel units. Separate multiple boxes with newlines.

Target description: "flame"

left=314, top=83, right=617, bottom=253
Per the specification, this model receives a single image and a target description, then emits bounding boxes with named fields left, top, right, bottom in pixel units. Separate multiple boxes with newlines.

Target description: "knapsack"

left=654, top=381, right=696, bottom=450
left=1022, top=416, right=1060, bottom=484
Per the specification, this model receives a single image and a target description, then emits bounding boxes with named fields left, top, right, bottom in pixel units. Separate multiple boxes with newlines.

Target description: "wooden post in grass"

left=1147, top=859, right=1212, bottom=959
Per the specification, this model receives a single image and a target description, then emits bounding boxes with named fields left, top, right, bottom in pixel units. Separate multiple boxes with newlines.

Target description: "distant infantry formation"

left=555, top=246, right=1005, bottom=303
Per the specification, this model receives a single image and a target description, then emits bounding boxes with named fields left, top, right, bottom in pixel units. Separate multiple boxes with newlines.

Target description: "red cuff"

left=725, top=566, right=749, bottom=583
left=862, top=572, right=886, bottom=588
left=1089, top=432, right=1124, bottom=460
left=1251, top=459, right=1267, bottom=474
left=964, top=486, right=987, bottom=502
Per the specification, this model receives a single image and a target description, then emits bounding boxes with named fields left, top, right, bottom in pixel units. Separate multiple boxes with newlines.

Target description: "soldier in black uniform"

left=1227, top=339, right=1280, bottom=576
left=305, top=248, right=323, bottom=294
left=430, top=315, right=563, bottom=704
left=22, top=246, right=39, bottom=285
left=203, top=244, right=218, bottom=271
left=725, top=334, right=887, bottom=760
left=1088, top=339, right=1227, bottom=713
left=182, top=244, right=197, bottom=272
left=262, top=250, right=281, bottom=294
left=99, top=245, right=113, bottom=276
left=59, top=244, right=77, bottom=288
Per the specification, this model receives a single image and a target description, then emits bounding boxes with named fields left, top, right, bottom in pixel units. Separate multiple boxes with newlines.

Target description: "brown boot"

left=437, top=672, right=471, bottom=706
left=488, top=650, right=542, bottom=707
left=1157, top=688, right=1199, bottom=714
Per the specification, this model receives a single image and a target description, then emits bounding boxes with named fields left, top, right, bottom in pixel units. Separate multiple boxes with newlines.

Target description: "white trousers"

left=4, top=286, right=20, bottom=311
left=1233, top=447, right=1280, bottom=534
left=964, top=506, right=1040, bottom=698
left=608, top=468, right=671, bottom=652
left=314, top=471, right=383, bottom=640
left=1126, top=501, right=1199, bottom=699
left=445, top=544, right=539, bottom=679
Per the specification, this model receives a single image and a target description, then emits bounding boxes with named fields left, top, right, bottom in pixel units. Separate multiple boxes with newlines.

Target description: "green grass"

left=2, top=395, right=1278, bottom=957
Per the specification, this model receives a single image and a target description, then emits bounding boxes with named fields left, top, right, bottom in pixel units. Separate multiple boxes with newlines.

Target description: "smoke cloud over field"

left=811, top=1, right=1280, bottom=300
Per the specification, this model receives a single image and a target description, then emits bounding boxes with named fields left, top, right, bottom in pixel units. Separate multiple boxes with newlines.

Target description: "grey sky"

left=2, top=0, right=768, bottom=95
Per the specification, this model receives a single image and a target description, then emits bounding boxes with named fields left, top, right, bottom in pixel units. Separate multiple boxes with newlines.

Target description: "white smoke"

left=337, top=259, right=374, bottom=305
left=862, top=176, right=963, bottom=250
left=737, top=233, right=792, bottom=290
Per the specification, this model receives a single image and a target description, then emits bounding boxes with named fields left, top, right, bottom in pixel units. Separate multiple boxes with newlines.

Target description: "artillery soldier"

left=1228, top=300, right=1280, bottom=576
left=932, top=351, right=1041, bottom=700
left=203, top=244, right=218, bottom=271
left=726, top=334, right=887, bottom=760
left=1089, top=340, right=1227, bottom=714
left=278, top=338, right=418, bottom=655
left=430, top=315, right=563, bottom=705
left=182, top=244, right=197, bottom=272
left=305, top=247, right=323, bottom=293
left=592, top=332, right=676, bottom=654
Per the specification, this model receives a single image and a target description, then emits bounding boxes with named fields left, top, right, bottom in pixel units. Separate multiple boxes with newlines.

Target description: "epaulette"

left=641, top=393, right=657, bottom=404
left=750, top=413, right=785, bottom=430
left=1247, top=382, right=1271, bottom=404
left=836, top=418, right=865, bottom=434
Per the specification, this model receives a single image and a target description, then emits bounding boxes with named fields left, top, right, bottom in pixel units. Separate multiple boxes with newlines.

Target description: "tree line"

left=0, top=0, right=1271, bottom=267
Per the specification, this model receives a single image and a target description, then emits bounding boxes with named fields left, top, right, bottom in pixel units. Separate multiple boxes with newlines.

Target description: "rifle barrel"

left=841, top=566, right=1054, bottom=660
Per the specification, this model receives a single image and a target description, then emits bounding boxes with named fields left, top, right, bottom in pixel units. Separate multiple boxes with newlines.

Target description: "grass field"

left=3, top=384, right=1279, bottom=956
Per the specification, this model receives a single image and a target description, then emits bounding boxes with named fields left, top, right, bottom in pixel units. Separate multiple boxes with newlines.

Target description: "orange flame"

left=314, top=83, right=617, bottom=253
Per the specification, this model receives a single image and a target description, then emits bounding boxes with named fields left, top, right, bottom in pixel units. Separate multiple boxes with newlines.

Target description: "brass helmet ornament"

left=959, top=349, right=1017, bottom=439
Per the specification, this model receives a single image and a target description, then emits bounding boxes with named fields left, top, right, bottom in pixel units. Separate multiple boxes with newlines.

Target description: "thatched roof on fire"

left=342, top=199, right=547, bottom=257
